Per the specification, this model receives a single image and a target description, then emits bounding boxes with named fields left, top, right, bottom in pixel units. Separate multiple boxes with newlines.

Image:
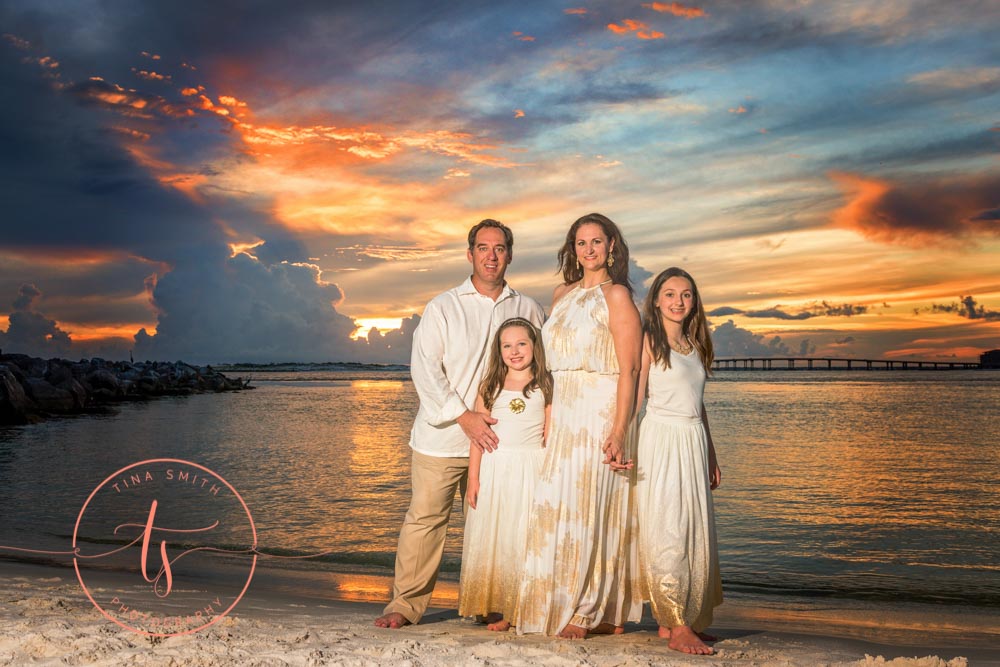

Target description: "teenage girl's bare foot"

left=557, top=623, right=588, bottom=639
left=487, top=619, right=511, bottom=632
left=666, top=625, right=714, bottom=655
left=590, top=623, right=624, bottom=635
left=374, top=612, right=411, bottom=629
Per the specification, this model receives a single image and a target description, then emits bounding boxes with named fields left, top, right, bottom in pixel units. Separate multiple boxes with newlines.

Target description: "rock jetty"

left=0, top=354, right=251, bottom=425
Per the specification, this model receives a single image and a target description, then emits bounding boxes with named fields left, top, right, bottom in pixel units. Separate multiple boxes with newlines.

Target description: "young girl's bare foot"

left=590, top=623, right=624, bottom=635
left=487, top=619, right=511, bottom=632
left=667, top=625, right=714, bottom=655
left=557, top=623, right=587, bottom=639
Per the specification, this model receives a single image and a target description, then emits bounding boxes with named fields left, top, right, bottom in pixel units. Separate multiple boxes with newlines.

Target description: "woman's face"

left=574, top=223, right=613, bottom=272
left=500, top=325, right=534, bottom=372
left=656, top=275, right=695, bottom=326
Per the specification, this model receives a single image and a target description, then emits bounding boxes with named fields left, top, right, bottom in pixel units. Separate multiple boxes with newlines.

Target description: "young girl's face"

left=656, top=275, right=695, bottom=325
left=500, top=325, right=535, bottom=372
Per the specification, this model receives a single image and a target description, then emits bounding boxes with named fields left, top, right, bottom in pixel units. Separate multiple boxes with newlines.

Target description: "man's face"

left=467, top=227, right=511, bottom=285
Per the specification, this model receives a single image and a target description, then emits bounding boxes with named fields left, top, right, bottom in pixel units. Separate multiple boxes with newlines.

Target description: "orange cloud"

left=514, top=109, right=525, bottom=118
left=830, top=171, right=1000, bottom=247
left=564, top=8, right=588, bottom=15
left=512, top=31, right=535, bottom=41
left=607, top=19, right=664, bottom=39
left=642, top=2, right=706, bottom=18
left=218, top=95, right=249, bottom=108
left=181, top=62, right=197, bottom=70
left=2, top=33, right=31, bottom=49
left=131, top=68, right=171, bottom=82
left=140, top=51, right=162, bottom=60
left=729, top=104, right=747, bottom=113
left=180, top=86, right=202, bottom=96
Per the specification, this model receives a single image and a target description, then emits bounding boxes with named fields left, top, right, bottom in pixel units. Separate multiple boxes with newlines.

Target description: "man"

left=375, top=219, right=545, bottom=628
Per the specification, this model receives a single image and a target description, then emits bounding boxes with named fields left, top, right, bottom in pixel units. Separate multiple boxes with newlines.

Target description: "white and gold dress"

left=458, top=387, right=545, bottom=620
left=515, top=282, right=642, bottom=635
left=636, top=348, right=723, bottom=631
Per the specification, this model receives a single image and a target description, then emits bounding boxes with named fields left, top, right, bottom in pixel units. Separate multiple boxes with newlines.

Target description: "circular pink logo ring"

left=73, top=458, right=257, bottom=636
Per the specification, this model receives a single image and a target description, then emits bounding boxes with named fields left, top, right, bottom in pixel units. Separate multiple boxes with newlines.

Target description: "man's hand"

left=457, top=410, right=499, bottom=453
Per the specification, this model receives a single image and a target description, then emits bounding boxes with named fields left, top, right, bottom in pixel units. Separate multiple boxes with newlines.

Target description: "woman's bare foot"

left=590, top=623, right=625, bottom=635
left=374, top=612, right=411, bottom=629
left=666, top=625, right=714, bottom=655
left=557, top=623, right=588, bottom=639
left=487, top=619, right=511, bottom=632
left=697, top=631, right=718, bottom=642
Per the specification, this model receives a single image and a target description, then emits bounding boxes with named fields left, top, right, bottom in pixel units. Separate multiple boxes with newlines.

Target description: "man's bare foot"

left=590, top=623, right=625, bottom=635
left=374, top=612, right=411, bottom=629
left=666, top=625, right=714, bottom=655
left=657, top=626, right=671, bottom=639
left=487, top=619, right=511, bottom=632
left=557, top=623, right=588, bottom=639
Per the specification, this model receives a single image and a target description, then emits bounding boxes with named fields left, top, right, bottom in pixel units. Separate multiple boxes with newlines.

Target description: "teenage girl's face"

left=500, top=325, right=534, bottom=372
left=656, top=276, right=695, bottom=326
left=574, top=223, right=613, bottom=272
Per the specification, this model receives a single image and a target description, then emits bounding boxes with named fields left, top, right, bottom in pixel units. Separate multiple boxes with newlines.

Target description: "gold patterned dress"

left=515, top=282, right=642, bottom=635
left=636, top=349, right=723, bottom=631
left=458, top=388, right=546, bottom=620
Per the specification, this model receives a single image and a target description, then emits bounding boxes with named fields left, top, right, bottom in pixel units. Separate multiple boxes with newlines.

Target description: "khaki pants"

left=383, top=449, right=469, bottom=623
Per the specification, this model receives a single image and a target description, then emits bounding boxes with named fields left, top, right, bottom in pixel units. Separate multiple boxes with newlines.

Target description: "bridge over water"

left=712, top=357, right=982, bottom=371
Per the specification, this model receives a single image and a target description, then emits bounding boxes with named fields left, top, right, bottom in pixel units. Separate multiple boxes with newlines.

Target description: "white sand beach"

left=2, top=561, right=996, bottom=666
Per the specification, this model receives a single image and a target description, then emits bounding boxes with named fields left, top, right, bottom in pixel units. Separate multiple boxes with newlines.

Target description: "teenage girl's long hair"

left=642, top=267, right=714, bottom=374
left=479, top=318, right=553, bottom=410
left=556, top=212, right=633, bottom=294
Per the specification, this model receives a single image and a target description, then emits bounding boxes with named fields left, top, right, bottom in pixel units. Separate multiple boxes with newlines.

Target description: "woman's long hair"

left=642, top=267, right=713, bottom=374
left=479, top=318, right=553, bottom=410
left=556, top=212, right=632, bottom=294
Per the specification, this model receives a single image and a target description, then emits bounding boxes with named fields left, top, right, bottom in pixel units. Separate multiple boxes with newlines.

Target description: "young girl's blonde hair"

left=479, top=318, right=553, bottom=410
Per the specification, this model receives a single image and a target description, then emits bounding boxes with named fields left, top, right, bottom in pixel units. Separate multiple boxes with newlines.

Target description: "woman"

left=635, top=267, right=723, bottom=654
left=515, top=213, right=643, bottom=638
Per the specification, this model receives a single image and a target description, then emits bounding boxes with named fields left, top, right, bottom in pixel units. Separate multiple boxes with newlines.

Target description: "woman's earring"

left=607, top=255, right=615, bottom=268
left=577, top=259, right=582, bottom=271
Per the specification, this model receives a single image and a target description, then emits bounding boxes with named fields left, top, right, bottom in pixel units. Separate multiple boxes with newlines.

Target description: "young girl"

left=635, top=267, right=723, bottom=655
left=458, top=317, right=552, bottom=632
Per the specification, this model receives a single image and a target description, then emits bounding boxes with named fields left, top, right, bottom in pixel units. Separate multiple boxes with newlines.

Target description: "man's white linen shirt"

left=409, top=277, right=544, bottom=457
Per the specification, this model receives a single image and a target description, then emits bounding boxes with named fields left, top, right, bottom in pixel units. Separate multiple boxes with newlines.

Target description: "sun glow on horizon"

left=351, top=317, right=404, bottom=340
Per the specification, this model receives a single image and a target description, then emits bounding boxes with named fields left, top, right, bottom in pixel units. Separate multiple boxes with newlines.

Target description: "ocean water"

left=1, top=365, right=998, bottom=637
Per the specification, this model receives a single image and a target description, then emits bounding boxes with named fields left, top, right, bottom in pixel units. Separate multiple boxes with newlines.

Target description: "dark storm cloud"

left=927, top=295, right=1000, bottom=321
left=833, top=172, right=1000, bottom=246
left=707, top=306, right=743, bottom=317
left=0, top=284, right=73, bottom=358
left=710, top=319, right=792, bottom=357
left=709, top=302, right=869, bottom=320
left=0, top=29, right=410, bottom=363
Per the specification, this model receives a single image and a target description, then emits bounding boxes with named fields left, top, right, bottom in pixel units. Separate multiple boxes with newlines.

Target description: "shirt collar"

left=458, top=276, right=515, bottom=300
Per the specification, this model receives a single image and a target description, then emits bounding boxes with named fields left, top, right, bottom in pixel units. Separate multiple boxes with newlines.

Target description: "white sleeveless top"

left=490, top=387, right=545, bottom=451
left=645, top=349, right=706, bottom=421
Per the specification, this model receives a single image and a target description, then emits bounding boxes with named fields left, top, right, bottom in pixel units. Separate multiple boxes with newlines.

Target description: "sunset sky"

left=1, top=1, right=997, bottom=364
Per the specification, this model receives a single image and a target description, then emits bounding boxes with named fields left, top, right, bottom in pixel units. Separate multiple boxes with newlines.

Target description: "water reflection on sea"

left=1, top=367, right=998, bottom=636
